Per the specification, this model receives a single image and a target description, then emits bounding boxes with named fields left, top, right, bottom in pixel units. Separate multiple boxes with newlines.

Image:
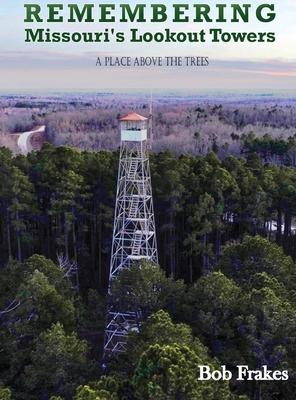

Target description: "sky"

left=0, top=0, right=295, bottom=91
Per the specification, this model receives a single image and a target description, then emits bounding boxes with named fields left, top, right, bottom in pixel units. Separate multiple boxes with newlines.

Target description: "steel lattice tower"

left=103, top=112, right=158, bottom=358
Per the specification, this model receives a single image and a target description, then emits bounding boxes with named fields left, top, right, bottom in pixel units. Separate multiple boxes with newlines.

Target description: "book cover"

left=0, top=1, right=295, bottom=400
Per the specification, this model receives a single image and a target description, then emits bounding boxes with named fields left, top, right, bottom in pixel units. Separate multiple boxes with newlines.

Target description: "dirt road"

left=17, top=125, right=45, bottom=154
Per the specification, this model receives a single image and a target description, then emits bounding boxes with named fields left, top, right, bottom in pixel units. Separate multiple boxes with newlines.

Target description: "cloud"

left=213, top=59, right=296, bottom=78
left=0, top=50, right=111, bottom=69
left=0, top=50, right=295, bottom=90
left=1, top=50, right=296, bottom=73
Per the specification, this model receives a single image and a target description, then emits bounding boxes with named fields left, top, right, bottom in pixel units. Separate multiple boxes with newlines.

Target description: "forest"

left=1, top=93, right=296, bottom=162
left=1, top=139, right=296, bottom=399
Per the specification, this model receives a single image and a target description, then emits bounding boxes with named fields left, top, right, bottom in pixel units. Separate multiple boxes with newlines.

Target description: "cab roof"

left=120, top=112, right=148, bottom=121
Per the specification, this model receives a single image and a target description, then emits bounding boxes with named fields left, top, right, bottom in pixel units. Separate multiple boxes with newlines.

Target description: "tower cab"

left=120, top=112, right=148, bottom=142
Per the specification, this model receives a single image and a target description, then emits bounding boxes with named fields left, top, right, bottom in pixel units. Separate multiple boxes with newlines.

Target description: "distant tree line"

left=44, top=103, right=296, bottom=161
left=242, top=133, right=296, bottom=165
left=1, top=96, right=296, bottom=162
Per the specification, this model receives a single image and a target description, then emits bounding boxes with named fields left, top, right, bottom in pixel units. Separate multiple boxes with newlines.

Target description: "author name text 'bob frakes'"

left=198, top=365, right=289, bottom=381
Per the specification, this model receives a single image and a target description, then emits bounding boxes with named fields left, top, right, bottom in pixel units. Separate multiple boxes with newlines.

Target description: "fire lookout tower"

left=103, top=112, right=158, bottom=358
